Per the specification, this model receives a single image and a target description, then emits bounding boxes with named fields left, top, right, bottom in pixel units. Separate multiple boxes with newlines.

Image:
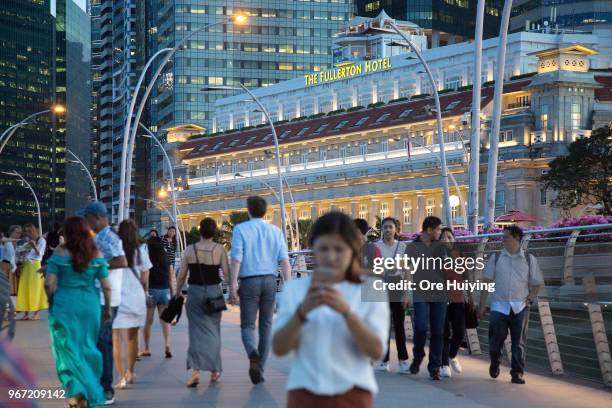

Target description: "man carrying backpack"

left=478, top=225, right=544, bottom=385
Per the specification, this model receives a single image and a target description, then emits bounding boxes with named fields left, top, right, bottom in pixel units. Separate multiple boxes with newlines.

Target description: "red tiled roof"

left=181, top=80, right=530, bottom=161
left=594, top=75, right=612, bottom=102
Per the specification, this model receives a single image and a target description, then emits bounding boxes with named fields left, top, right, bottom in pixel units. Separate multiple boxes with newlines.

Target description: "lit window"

left=403, top=201, right=412, bottom=224
left=426, top=198, right=435, bottom=217
left=380, top=202, right=389, bottom=218
left=358, top=204, right=368, bottom=219
left=571, top=103, right=581, bottom=130
left=279, top=63, right=293, bottom=71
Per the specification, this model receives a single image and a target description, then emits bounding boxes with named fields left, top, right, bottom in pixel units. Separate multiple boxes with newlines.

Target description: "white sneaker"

left=440, top=366, right=452, bottom=378
left=398, top=360, right=411, bottom=374
left=374, top=361, right=389, bottom=372
left=450, top=358, right=463, bottom=374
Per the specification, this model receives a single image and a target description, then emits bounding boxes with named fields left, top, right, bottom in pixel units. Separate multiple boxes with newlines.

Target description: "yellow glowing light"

left=449, top=195, right=460, bottom=207
left=448, top=124, right=456, bottom=130
left=232, top=14, right=248, bottom=25
left=158, top=189, right=168, bottom=199
left=53, top=105, right=66, bottom=114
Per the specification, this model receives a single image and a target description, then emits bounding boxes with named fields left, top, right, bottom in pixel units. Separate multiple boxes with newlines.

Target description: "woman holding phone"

left=272, top=212, right=389, bottom=408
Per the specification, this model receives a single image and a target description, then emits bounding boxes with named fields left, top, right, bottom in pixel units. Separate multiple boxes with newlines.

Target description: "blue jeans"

left=238, top=275, right=277, bottom=368
left=413, top=302, right=447, bottom=373
left=489, top=307, right=529, bottom=377
left=97, top=306, right=117, bottom=393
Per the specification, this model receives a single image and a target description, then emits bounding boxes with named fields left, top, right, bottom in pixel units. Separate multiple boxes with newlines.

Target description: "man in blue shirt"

left=79, top=202, right=127, bottom=405
left=229, top=196, right=291, bottom=384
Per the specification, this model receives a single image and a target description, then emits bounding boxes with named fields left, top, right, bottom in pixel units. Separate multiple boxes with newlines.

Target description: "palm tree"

left=218, top=211, right=250, bottom=249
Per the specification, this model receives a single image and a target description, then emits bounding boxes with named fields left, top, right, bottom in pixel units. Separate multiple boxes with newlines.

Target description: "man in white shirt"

left=479, top=225, right=544, bottom=384
left=80, top=202, right=128, bottom=405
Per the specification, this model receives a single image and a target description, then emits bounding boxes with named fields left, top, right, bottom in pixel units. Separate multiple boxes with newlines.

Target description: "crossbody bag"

left=193, top=244, right=227, bottom=314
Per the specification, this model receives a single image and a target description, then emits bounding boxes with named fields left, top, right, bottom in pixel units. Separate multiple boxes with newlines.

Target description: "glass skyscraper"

left=0, top=0, right=90, bottom=229
left=355, top=0, right=502, bottom=47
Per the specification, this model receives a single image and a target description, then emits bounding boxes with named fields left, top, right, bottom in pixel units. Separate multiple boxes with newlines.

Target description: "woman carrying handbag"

left=176, top=218, right=230, bottom=387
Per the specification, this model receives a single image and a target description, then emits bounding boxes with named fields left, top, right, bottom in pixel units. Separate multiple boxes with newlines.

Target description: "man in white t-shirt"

left=80, top=202, right=127, bottom=405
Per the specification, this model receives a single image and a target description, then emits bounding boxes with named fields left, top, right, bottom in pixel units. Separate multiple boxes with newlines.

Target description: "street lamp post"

left=119, top=14, right=248, bottom=221
left=484, top=0, right=514, bottom=231
left=2, top=171, right=42, bottom=233
left=203, top=84, right=287, bottom=239
left=139, top=123, right=178, bottom=235
left=116, top=47, right=172, bottom=221
left=0, top=106, right=65, bottom=155
left=468, top=0, right=487, bottom=233
left=385, top=22, right=453, bottom=227
left=66, top=149, right=97, bottom=201
left=404, top=139, right=468, bottom=226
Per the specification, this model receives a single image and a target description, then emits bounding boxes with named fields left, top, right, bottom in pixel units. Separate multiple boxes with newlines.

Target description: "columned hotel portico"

left=158, top=15, right=611, bottom=235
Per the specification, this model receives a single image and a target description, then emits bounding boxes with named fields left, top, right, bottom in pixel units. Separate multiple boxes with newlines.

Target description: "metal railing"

left=286, top=223, right=612, bottom=387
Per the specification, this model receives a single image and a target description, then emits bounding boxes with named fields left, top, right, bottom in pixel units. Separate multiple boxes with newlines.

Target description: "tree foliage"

left=540, top=125, right=611, bottom=214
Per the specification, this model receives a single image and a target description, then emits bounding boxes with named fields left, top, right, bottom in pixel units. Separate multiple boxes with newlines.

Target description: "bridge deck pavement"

left=12, top=306, right=611, bottom=408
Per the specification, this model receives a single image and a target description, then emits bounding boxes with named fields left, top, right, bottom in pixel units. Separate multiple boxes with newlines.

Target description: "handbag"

left=464, top=301, right=479, bottom=329
left=193, top=244, right=227, bottom=314
left=161, top=295, right=184, bottom=323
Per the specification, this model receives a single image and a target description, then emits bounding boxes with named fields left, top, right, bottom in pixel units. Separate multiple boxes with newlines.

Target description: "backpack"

left=493, top=251, right=534, bottom=280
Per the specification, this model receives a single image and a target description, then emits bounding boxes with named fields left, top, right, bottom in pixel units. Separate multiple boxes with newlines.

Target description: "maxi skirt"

left=15, top=260, right=47, bottom=312
left=186, top=284, right=223, bottom=372
left=48, top=286, right=105, bottom=406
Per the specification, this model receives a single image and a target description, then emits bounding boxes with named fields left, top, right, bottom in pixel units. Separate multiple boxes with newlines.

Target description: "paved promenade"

left=13, top=306, right=611, bottom=408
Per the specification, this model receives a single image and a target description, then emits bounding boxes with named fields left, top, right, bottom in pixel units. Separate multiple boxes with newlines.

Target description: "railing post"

left=583, top=275, right=612, bottom=387
left=563, top=229, right=581, bottom=285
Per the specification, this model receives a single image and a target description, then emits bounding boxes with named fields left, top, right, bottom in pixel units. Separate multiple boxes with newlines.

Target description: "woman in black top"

left=141, top=236, right=176, bottom=359
left=176, top=218, right=229, bottom=386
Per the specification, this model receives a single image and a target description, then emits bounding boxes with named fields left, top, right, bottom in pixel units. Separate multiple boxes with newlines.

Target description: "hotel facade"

left=154, top=15, right=611, bottom=236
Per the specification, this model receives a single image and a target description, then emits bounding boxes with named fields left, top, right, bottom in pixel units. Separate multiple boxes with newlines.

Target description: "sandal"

left=126, top=372, right=134, bottom=384
left=139, top=351, right=151, bottom=357
left=114, top=377, right=127, bottom=390
left=210, top=372, right=221, bottom=382
left=186, top=374, right=200, bottom=388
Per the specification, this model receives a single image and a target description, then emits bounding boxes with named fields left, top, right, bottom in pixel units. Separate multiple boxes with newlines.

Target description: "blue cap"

left=77, top=201, right=108, bottom=217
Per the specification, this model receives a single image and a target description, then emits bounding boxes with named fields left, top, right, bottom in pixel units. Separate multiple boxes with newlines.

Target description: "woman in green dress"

left=44, top=216, right=113, bottom=408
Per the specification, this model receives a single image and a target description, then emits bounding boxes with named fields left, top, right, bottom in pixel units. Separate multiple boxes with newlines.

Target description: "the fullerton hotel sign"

left=304, top=57, right=392, bottom=87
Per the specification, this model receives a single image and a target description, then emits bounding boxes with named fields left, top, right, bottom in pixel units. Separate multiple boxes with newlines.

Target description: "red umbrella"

left=495, top=209, right=537, bottom=223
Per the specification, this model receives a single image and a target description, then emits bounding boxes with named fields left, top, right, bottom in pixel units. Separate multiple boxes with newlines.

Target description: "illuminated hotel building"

left=158, top=16, right=611, bottom=234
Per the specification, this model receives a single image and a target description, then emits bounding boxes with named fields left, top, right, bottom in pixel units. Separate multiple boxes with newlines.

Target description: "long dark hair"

left=309, top=211, right=362, bottom=283
left=147, top=236, right=168, bottom=268
left=118, top=219, right=141, bottom=268
left=63, top=216, right=97, bottom=272
left=164, top=226, right=177, bottom=245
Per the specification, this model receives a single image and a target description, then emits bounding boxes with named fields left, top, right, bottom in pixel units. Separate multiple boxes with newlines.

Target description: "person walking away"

left=162, top=226, right=178, bottom=269
left=44, top=216, right=112, bottom=408
left=80, top=201, right=128, bottom=405
left=273, top=212, right=390, bottom=408
left=43, top=222, right=63, bottom=264
left=141, top=236, right=176, bottom=359
left=229, top=196, right=292, bottom=384
left=439, top=228, right=466, bottom=378
left=353, top=219, right=381, bottom=275
left=15, top=223, right=47, bottom=320
left=112, top=220, right=151, bottom=390
left=478, top=225, right=543, bottom=384
left=176, top=218, right=230, bottom=386
left=374, top=217, right=410, bottom=374
left=406, top=216, right=447, bottom=380
left=1, top=226, right=22, bottom=296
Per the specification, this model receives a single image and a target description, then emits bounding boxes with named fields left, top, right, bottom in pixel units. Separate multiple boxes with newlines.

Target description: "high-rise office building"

left=0, top=0, right=90, bottom=230
left=510, top=0, right=612, bottom=33
left=142, top=0, right=356, bottom=228
left=355, top=0, right=502, bottom=47
left=91, top=0, right=150, bottom=223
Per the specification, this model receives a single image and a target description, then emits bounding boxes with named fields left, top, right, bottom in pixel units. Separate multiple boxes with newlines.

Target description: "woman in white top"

left=112, top=219, right=152, bottom=389
left=15, top=223, right=47, bottom=320
left=272, top=212, right=389, bottom=408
